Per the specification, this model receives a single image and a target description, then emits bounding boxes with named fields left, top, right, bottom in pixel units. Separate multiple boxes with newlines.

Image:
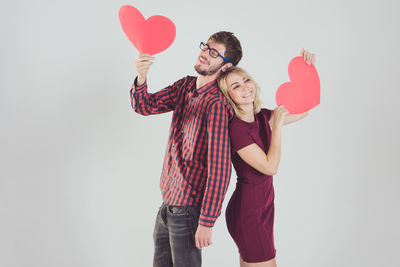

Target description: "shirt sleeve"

left=199, top=102, right=232, bottom=227
left=130, top=76, right=187, bottom=116
left=229, top=119, right=255, bottom=153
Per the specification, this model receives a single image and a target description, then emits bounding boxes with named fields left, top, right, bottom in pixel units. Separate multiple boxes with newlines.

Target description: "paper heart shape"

left=275, top=56, right=320, bottom=114
left=119, top=5, right=176, bottom=55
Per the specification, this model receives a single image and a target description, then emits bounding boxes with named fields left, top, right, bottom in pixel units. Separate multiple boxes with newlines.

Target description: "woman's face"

left=226, top=72, right=256, bottom=106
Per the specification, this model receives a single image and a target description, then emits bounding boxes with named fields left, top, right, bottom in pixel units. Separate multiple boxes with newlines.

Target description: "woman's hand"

left=300, top=48, right=315, bottom=65
left=273, top=105, right=289, bottom=129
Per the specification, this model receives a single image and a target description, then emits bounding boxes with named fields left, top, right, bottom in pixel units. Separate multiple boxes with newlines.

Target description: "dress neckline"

left=235, top=112, right=260, bottom=126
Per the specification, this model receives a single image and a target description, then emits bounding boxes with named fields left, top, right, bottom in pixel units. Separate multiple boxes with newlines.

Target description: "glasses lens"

left=199, top=42, right=221, bottom=58
left=209, top=49, right=219, bottom=58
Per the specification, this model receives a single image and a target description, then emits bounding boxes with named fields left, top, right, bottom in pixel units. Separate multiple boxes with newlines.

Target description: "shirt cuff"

left=198, top=214, right=217, bottom=227
left=131, top=76, right=147, bottom=93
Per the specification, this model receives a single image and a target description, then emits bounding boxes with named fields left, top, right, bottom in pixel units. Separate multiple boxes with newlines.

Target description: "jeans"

left=153, top=202, right=202, bottom=267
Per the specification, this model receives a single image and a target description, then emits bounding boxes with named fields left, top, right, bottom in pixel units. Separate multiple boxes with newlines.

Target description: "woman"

left=217, top=49, right=315, bottom=267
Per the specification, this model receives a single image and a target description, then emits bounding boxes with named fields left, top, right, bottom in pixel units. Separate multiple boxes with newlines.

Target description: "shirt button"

left=181, top=130, right=184, bottom=134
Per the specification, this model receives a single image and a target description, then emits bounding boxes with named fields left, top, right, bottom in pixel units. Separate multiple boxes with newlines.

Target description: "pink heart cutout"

left=275, top=56, right=320, bottom=114
left=119, top=5, right=176, bottom=55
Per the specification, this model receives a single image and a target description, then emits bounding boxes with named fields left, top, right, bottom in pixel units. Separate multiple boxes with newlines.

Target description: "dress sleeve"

left=263, top=108, right=272, bottom=121
left=229, top=119, right=255, bottom=153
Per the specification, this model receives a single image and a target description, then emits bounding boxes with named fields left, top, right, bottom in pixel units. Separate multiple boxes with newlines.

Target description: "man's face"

left=194, top=40, right=227, bottom=76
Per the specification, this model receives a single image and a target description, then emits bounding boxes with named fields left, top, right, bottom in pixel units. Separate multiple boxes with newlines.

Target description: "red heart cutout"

left=119, top=5, right=176, bottom=55
left=275, top=56, right=320, bottom=114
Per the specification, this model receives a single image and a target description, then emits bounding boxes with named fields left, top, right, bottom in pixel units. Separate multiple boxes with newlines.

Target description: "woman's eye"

left=244, top=78, right=250, bottom=83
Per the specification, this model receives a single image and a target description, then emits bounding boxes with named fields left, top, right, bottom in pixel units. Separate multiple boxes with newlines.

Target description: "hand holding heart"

left=273, top=105, right=289, bottom=129
left=275, top=49, right=320, bottom=114
left=119, top=5, right=176, bottom=55
left=135, top=53, right=155, bottom=86
left=300, top=48, right=315, bottom=66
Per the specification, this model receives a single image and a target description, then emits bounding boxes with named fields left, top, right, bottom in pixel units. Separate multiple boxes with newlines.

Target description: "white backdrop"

left=1, top=0, right=399, bottom=266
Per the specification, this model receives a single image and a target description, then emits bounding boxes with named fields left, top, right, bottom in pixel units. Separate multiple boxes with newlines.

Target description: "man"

left=130, top=31, right=242, bottom=267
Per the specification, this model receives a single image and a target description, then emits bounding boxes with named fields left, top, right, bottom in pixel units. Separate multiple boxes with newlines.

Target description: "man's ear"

left=221, top=63, right=233, bottom=72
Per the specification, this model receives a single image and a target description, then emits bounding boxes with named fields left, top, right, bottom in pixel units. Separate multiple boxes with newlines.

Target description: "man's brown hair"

left=208, top=31, right=242, bottom=66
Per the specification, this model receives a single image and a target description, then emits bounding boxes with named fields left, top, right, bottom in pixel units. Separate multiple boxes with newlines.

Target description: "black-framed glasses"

left=199, top=42, right=231, bottom=63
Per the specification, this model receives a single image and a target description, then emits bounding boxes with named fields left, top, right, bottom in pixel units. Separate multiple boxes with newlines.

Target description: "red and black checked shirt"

left=130, top=76, right=234, bottom=227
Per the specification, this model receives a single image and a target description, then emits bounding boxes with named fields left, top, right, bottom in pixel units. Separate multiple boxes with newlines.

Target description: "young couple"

left=130, top=31, right=315, bottom=267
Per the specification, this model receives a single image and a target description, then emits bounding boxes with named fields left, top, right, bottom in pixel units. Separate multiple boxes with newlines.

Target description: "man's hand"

left=135, top=53, right=154, bottom=86
left=300, top=48, right=316, bottom=65
left=195, top=224, right=213, bottom=249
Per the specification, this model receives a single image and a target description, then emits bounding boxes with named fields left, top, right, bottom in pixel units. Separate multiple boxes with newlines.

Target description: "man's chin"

left=195, top=62, right=223, bottom=76
left=194, top=65, right=208, bottom=76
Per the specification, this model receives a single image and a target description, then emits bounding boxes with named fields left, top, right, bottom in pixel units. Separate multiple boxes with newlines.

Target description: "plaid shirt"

left=130, top=76, right=233, bottom=227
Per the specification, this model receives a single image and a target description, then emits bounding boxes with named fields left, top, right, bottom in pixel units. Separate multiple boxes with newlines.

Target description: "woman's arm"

left=236, top=129, right=282, bottom=175
left=236, top=106, right=288, bottom=176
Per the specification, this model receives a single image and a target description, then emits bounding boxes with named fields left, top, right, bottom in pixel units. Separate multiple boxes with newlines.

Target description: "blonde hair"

left=218, top=66, right=262, bottom=119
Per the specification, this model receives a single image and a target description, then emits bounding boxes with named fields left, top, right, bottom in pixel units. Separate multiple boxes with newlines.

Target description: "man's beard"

left=194, top=61, right=225, bottom=76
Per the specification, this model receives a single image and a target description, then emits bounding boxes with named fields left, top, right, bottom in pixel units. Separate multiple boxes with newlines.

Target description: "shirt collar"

left=190, top=77, right=218, bottom=95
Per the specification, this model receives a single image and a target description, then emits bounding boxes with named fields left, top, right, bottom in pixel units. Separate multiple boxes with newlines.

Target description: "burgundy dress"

left=226, top=108, right=276, bottom=262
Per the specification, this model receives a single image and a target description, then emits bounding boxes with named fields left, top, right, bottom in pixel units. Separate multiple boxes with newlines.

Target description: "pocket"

left=167, top=206, right=194, bottom=246
left=158, top=202, right=165, bottom=212
left=167, top=205, right=189, bottom=216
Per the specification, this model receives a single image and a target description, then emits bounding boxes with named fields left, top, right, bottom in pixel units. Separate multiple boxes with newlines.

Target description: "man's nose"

left=200, top=49, right=211, bottom=59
